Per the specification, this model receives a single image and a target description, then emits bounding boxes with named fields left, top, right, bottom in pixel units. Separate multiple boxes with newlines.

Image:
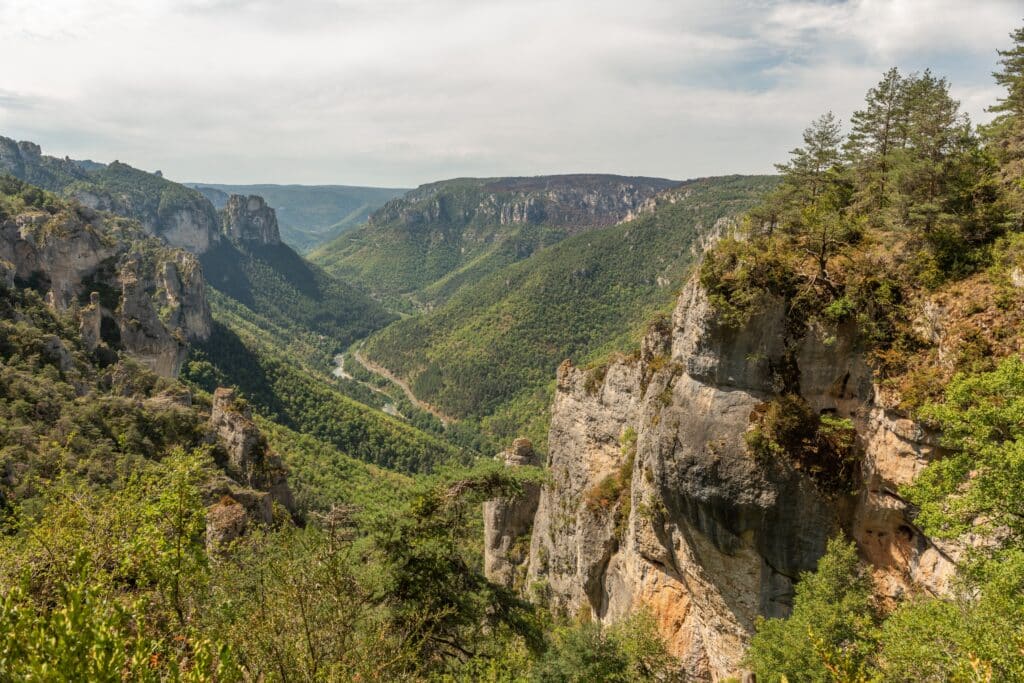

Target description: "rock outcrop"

left=0, top=137, right=221, bottom=254
left=209, top=387, right=293, bottom=509
left=221, top=194, right=281, bottom=245
left=371, top=175, right=678, bottom=235
left=0, top=200, right=212, bottom=376
left=484, top=438, right=542, bottom=588
left=495, top=273, right=955, bottom=680
left=204, top=387, right=295, bottom=549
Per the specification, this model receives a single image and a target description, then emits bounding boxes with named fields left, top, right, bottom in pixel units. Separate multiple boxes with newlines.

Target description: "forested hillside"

left=198, top=240, right=394, bottom=354
left=191, top=183, right=407, bottom=252
left=357, top=175, right=774, bottom=451
left=0, top=178, right=674, bottom=678
left=182, top=288, right=469, bottom=473
left=312, top=174, right=677, bottom=311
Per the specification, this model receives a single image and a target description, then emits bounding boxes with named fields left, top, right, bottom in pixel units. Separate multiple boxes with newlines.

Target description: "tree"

left=531, top=613, right=680, bottom=683
left=907, top=355, right=1024, bottom=544
left=894, top=70, right=974, bottom=231
left=776, top=112, right=845, bottom=203
left=746, top=538, right=878, bottom=682
left=369, top=462, right=546, bottom=674
left=845, top=67, right=908, bottom=216
left=984, top=25, right=1024, bottom=223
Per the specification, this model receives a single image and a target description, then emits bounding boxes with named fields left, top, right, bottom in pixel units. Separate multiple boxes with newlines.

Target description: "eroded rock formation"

left=205, top=387, right=294, bottom=549
left=491, top=274, right=955, bottom=680
left=484, top=438, right=542, bottom=589
left=0, top=202, right=212, bottom=376
left=210, top=387, right=293, bottom=508
left=221, top=194, right=281, bottom=245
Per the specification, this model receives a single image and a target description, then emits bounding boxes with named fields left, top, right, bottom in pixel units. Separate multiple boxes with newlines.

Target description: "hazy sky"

left=0, top=0, right=1019, bottom=187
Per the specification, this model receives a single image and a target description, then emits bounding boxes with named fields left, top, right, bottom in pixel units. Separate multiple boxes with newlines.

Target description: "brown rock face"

left=484, top=439, right=542, bottom=588
left=502, top=273, right=954, bottom=681
left=221, top=194, right=281, bottom=245
left=204, top=387, right=295, bottom=551
left=206, top=496, right=249, bottom=548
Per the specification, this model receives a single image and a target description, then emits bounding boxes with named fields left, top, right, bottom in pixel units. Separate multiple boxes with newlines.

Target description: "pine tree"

left=895, top=70, right=973, bottom=232
left=749, top=113, right=846, bottom=238
left=845, top=67, right=907, bottom=218
left=984, top=25, right=1024, bottom=223
left=775, top=111, right=844, bottom=202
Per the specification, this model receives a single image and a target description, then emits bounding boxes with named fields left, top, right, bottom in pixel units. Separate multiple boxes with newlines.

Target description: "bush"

left=746, top=396, right=859, bottom=493
left=747, top=538, right=878, bottom=682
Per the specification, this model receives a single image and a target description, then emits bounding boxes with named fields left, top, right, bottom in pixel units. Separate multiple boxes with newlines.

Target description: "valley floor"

left=351, top=349, right=455, bottom=425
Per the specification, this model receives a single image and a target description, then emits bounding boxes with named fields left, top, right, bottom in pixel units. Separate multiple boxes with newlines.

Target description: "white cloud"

left=0, top=0, right=1018, bottom=185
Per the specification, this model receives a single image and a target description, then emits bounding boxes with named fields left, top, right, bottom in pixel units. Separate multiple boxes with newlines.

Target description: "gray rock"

left=483, top=438, right=542, bottom=588
left=498, top=272, right=955, bottom=679
left=221, top=194, right=281, bottom=245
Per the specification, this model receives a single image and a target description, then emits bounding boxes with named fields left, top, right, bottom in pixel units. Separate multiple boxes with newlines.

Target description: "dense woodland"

left=358, top=176, right=774, bottom=452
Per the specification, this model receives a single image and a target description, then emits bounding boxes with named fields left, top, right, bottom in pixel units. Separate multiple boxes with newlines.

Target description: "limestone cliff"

left=483, top=438, right=542, bottom=589
left=0, top=137, right=221, bottom=254
left=489, top=274, right=955, bottom=680
left=205, top=387, right=294, bottom=547
left=371, top=175, right=679, bottom=233
left=220, top=194, right=281, bottom=245
left=0, top=199, right=212, bottom=377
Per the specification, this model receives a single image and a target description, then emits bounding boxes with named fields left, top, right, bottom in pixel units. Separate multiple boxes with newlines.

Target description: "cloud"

left=0, top=0, right=1018, bottom=185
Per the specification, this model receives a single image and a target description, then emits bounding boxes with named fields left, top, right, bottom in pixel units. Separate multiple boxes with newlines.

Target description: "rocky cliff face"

left=0, top=137, right=221, bottom=254
left=483, top=438, right=542, bottom=589
left=205, top=387, right=294, bottom=548
left=489, top=274, right=955, bottom=680
left=371, top=175, right=678, bottom=234
left=0, top=202, right=212, bottom=377
left=221, top=194, right=281, bottom=245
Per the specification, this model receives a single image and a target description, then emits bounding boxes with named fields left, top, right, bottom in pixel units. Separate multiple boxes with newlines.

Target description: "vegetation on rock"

left=743, top=26, right=1024, bottom=681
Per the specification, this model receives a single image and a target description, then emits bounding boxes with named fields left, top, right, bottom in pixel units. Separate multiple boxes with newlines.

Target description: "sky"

left=0, top=0, right=1020, bottom=187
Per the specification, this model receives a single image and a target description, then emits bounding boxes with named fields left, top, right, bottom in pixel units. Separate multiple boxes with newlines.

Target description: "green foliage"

left=359, top=176, right=773, bottom=449
left=182, top=296, right=470, bottom=474
left=745, top=396, right=859, bottom=493
left=747, top=538, right=878, bottom=682
left=368, top=462, right=548, bottom=672
left=199, top=240, right=395, bottom=354
left=60, top=160, right=221, bottom=236
left=702, top=64, right=1012, bottom=350
left=907, top=356, right=1024, bottom=543
left=312, top=175, right=678, bottom=308
left=982, top=26, right=1024, bottom=224
left=255, top=415, right=413, bottom=517
left=0, top=572, right=239, bottom=682
left=0, top=449, right=242, bottom=680
left=531, top=612, right=680, bottom=683
left=876, top=550, right=1024, bottom=681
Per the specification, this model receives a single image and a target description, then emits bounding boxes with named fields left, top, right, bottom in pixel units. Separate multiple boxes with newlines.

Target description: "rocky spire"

left=221, top=194, right=281, bottom=245
left=483, top=438, right=542, bottom=589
